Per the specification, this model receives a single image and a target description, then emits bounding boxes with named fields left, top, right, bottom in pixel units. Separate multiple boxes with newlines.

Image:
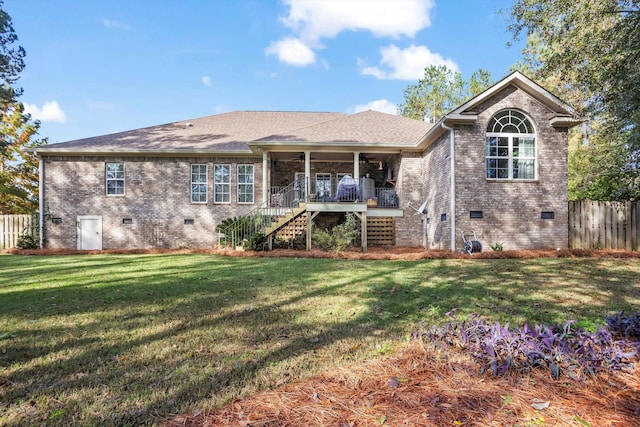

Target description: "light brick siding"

left=453, top=86, right=569, bottom=250
left=396, top=151, right=429, bottom=247
left=43, top=156, right=262, bottom=249
left=421, top=132, right=453, bottom=250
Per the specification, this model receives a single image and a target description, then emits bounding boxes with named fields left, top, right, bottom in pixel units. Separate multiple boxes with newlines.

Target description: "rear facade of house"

left=35, top=72, right=580, bottom=252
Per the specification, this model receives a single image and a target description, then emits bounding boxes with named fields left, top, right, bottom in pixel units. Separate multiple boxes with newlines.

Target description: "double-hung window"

left=316, top=173, right=331, bottom=198
left=485, top=110, right=536, bottom=180
left=237, top=164, right=254, bottom=204
left=214, top=164, right=231, bottom=203
left=190, top=164, right=207, bottom=203
left=106, top=162, right=125, bottom=195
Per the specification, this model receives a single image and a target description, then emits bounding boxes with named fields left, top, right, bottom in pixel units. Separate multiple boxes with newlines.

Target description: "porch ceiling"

left=269, top=151, right=394, bottom=162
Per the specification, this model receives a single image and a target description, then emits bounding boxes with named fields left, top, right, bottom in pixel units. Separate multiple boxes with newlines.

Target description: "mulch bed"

left=163, top=340, right=640, bottom=426
left=5, top=246, right=640, bottom=260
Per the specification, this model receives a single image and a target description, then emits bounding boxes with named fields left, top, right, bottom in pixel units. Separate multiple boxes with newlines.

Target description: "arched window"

left=485, top=110, right=536, bottom=180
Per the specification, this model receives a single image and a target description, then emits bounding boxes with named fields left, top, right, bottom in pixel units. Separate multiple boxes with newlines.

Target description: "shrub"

left=244, top=233, right=267, bottom=251
left=490, top=242, right=504, bottom=251
left=273, top=235, right=305, bottom=250
left=415, top=311, right=640, bottom=380
left=312, top=228, right=335, bottom=251
left=16, top=233, right=39, bottom=249
left=311, top=213, right=360, bottom=252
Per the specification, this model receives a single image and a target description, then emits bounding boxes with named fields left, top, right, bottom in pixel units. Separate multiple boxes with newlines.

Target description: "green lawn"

left=0, top=254, right=638, bottom=426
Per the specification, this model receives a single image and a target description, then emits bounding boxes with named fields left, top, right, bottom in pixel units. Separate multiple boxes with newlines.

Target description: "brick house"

left=33, top=71, right=581, bottom=251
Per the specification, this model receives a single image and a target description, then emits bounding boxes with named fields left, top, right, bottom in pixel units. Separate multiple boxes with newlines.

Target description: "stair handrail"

left=217, top=181, right=302, bottom=248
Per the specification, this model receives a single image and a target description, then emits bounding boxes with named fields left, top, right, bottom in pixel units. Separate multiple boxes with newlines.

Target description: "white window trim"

left=105, top=162, right=125, bottom=196
left=315, top=172, right=332, bottom=197
left=237, top=164, right=254, bottom=204
left=190, top=164, right=208, bottom=204
left=485, top=109, right=537, bottom=181
left=214, top=164, right=231, bottom=204
left=485, top=133, right=537, bottom=180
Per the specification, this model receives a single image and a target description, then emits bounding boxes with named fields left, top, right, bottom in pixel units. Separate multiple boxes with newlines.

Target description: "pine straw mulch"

left=5, top=246, right=640, bottom=260
left=164, top=340, right=640, bottom=427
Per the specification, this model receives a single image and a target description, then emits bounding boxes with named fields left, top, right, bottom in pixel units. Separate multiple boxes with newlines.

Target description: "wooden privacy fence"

left=569, top=200, right=640, bottom=251
left=0, top=215, right=34, bottom=249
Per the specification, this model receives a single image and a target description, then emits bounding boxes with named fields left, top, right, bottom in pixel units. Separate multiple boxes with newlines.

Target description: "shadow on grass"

left=0, top=254, right=638, bottom=425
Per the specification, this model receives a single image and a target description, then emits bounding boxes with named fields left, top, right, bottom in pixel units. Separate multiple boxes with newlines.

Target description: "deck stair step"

left=264, top=204, right=306, bottom=236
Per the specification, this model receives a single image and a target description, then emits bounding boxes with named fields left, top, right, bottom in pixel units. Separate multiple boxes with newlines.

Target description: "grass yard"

left=0, top=253, right=639, bottom=426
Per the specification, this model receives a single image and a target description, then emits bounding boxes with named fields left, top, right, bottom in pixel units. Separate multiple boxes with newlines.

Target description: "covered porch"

left=261, top=150, right=401, bottom=208
left=253, top=150, right=403, bottom=252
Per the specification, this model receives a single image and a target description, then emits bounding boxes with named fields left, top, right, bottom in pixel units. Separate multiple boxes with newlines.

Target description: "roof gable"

left=453, top=71, right=577, bottom=117
left=416, top=71, right=583, bottom=150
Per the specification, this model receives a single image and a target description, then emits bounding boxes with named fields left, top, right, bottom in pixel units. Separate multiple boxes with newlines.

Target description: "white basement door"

left=77, top=216, right=103, bottom=250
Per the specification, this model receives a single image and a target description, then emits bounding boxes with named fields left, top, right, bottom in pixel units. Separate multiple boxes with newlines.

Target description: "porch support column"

left=304, top=151, right=311, bottom=201
left=353, top=151, right=360, bottom=180
left=306, top=211, right=311, bottom=251
left=262, top=151, right=269, bottom=206
left=306, top=211, right=319, bottom=251
left=353, top=211, right=367, bottom=252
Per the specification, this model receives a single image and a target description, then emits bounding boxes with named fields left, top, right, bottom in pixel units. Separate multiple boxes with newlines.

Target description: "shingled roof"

left=253, top=110, right=433, bottom=145
left=35, top=110, right=432, bottom=155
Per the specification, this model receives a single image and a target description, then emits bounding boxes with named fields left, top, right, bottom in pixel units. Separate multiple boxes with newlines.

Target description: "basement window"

left=541, top=211, right=555, bottom=220
left=470, top=210, right=484, bottom=219
left=122, top=218, right=133, bottom=225
left=184, top=219, right=195, bottom=225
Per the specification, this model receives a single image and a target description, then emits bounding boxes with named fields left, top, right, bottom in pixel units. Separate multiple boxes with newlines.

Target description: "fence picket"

left=0, top=214, right=34, bottom=249
left=567, top=200, right=640, bottom=251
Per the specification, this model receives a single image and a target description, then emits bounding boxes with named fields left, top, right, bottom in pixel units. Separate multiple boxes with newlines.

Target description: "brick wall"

left=421, top=133, right=453, bottom=250
left=396, top=151, right=428, bottom=247
left=453, top=86, right=569, bottom=250
left=43, top=155, right=262, bottom=249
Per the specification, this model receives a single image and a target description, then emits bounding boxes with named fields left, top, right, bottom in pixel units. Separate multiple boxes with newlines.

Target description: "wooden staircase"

left=263, top=203, right=307, bottom=237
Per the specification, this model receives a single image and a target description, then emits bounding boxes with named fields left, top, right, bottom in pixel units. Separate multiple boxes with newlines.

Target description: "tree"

left=398, top=65, right=494, bottom=123
left=0, top=103, right=45, bottom=213
left=0, top=1, right=46, bottom=213
left=0, top=0, right=25, bottom=107
left=508, top=0, right=640, bottom=200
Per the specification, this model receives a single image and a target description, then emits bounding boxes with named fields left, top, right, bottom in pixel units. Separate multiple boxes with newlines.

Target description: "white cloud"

left=350, top=99, right=398, bottom=115
left=359, top=44, right=459, bottom=80
left=24, top=101, right=67, bottom=123
left=281, top=0, right=433, bottom=41
left=269, top=0, right=434, bottom=66
left=265, top=37, right=316, bottom=66
left=102, top=19, right=129, bottom=30
left=202, top=76, right=212, bottom=87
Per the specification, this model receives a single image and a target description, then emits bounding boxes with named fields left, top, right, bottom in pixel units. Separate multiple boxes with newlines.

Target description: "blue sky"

left=7, top=0, right=524, bottom=144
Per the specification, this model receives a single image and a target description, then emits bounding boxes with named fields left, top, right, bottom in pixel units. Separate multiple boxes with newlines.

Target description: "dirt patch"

left=4, top=246, right=640, bottom=260
left=164, top=340, right=640, bottom=426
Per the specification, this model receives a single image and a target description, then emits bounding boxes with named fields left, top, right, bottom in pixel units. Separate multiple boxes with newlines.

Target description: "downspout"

left=38, top=155, right=44, bottom=249
left=441, top=121, right=456, bottom=252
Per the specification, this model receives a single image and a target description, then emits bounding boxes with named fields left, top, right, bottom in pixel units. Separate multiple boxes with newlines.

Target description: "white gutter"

left=38, top=156, right=44, bottom=249
left=441, top=122, right=456, bottom=252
